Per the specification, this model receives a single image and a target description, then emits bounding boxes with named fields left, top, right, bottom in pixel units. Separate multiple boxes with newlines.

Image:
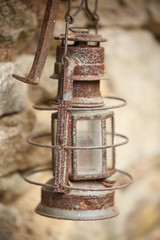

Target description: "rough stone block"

left=147, top=0, right=160, bottom=36
left=100, top=28, right=160, bottom=167
left=0, top=173, right=29, bottom=202
left=0, top=62, right=27, bottom=117
left=0, top=204, right=21, bottom=240
left=98, top=0, right=148, bottom=28
left=0, top=0, right=37, bottom=49
left=0, top=109, right=51, bottom=177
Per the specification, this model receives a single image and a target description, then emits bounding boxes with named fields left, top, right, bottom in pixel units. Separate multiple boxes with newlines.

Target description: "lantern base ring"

left=35, top=202, right=119, bottom=221
left=35, top=207, right=119, bottom=221
left=35, top=178, right=119, bottom=221
left=24, top=167, right=133, bottom=191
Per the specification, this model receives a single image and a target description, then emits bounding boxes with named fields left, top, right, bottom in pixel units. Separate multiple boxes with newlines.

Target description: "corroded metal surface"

left=55, top=33, right=106, bottom=42
left=52, top=35, right=106, bottom=107
left=28, top=132, right=129, bottom=150
left=24, top=167, right=133, bottom=191
left=53, top=57, right=75, bottom=192
left=33, top=96, right=127, bottom=111
left=13, top=0, right=60, bottom=84
left=72, top=81, right=104, bottom=107
left=54, top=41, right=106, bottom=80
left=12, top=0, right=132, bottom=221
left=36, top=179, right=119, bottom=220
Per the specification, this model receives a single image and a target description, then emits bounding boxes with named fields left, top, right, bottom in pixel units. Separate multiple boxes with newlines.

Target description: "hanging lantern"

left=13, top=0, right=132, bottom=221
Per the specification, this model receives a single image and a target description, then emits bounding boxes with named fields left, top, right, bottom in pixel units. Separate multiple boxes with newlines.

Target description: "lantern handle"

left=12, top=0, right=60, bottom=85
left=84, top=0, right=99, bottom=34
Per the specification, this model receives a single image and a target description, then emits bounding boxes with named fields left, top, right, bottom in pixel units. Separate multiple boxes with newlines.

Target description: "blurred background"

left=0, top=0, right=160, bottom=239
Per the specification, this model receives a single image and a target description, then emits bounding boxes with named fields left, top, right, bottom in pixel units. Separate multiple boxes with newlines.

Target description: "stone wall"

left=0, top=1, right=160, bottom=240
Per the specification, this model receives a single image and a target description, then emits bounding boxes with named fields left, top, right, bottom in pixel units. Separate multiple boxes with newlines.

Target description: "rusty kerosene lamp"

left=13, top=0, right=132, bottom=220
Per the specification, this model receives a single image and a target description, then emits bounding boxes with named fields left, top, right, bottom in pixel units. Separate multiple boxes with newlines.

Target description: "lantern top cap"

left=55, top=32, right=107, bottom=43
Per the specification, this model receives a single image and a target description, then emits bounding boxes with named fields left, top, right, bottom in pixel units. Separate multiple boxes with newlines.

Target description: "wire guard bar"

left=33, top=96, right=127, bottom=111
left=24, top=167, right=133, bottom=191
left=28, top=132, right=129, bottom=150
